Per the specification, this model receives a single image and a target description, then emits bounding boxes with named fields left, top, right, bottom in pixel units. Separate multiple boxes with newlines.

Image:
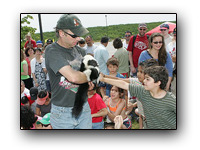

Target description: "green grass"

left=131, top=119, right=139, bottom=129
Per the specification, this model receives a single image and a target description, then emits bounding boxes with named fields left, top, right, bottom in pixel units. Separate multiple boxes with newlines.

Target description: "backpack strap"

left=131, top=35, right=137, bottom=54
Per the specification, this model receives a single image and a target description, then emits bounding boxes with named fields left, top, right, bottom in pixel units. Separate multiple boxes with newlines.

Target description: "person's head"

left=78, top=37, right=86, bottom=47
left=46, top=39, right=53, bottom=45
left=37, top=90, right=50, bottom=105
left=110, top=85, right=124, bottom=100
left=34, top=48, right=42, bottom=56
left=172, top=27, right=176, bottom=41
left=137, top=59, right=159, bottom=83
left=36, top=113, right=52, bottom=129
left=30, top=87, right=38, bottom=100
left=143, top=66, right=168, bottom=91
left=101, top=36, right=109, bottom=47
left=104, top=122, right=115, bottom=129
left=106, top=57, right=119, bottom=74
left=124, top=31, right=132, bottom=41
left=149, top=32, right=167, bottom=66
left=160, top=23, right=169, bottom=36
left=21, top=96, right=30, bottom=107
left=85, top=35, right=93, bottom=47
left=138, top=23, right=147, bottom=37
left=25, top=47, right=34, bottom=57
left=21, top=105, right=38, bottom=129
left=36, top=40, right=43, bottom=49
left=25, top=33, right=32, bottom=41
left=55, top=14, right=88, bottom=48
left=21, top=80, right=25, bottom=94
left=113, top=38, right=123, bottom=49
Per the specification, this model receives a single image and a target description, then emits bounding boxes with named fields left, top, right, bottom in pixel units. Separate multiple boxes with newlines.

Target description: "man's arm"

left=129, top=52, right=136, bottom=73
left=59, top=65, right=90, bottom=84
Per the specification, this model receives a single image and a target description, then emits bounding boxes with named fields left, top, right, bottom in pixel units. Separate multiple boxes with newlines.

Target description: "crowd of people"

left=21, top=14, right=176, bottom=129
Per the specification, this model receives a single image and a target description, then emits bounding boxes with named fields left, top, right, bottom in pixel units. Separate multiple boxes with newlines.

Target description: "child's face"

left=110, top=86, right=120, bottom=100
left=143, top=74, right=159, bottom=91
left=107, top=64, right=118, bottom=74
left=137, top=66, right=145, bottom=83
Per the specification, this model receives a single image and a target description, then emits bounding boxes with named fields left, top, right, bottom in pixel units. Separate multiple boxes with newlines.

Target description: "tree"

left=21, top=15, right=37, bottom=49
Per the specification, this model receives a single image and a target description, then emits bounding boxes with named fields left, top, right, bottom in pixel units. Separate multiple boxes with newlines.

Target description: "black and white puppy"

left=72, top=55, right=100, bottom=117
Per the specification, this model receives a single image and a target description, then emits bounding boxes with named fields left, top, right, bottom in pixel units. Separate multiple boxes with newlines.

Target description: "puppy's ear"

left=90, top=68, right=99, bottom=81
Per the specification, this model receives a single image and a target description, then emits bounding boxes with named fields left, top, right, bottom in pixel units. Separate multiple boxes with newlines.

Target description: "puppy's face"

left=83, top=55, right=99, bottom=69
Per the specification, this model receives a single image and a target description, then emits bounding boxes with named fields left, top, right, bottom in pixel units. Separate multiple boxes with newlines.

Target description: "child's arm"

left=91, top=108, right=108, bottom=118
left=107, top=100, right=125, bottom=122
left=101, top=73, right=130, bottom=83
left=100, top=74, right=129, bottom=90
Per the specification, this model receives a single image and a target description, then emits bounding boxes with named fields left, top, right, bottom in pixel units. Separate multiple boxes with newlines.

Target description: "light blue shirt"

left=138, top=50, right=173, bottom=77
left=94, top=44, right=109, bottom=74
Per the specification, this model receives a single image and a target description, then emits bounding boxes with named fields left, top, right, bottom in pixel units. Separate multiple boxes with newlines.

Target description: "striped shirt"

left=129, top=84, right=176, bottom=129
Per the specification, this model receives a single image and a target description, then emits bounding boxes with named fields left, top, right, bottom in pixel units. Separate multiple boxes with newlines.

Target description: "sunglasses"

left=153, top=41, right=163, bottom=44
left=125, top=35, right=131, bottom=37
left=62, top=30, right=79, bottom=38
left=140, top=28, right=146, bottom=31
left=160, top=29, right=166, bottom=31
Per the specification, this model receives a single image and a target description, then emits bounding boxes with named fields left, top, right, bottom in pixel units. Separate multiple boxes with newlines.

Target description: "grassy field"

left=131, top=119, right=139, bottom=129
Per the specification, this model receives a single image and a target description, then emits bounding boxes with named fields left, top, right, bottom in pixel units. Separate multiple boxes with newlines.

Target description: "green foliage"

left=21, top=15, right=37, bottom=49
left=32, top=21, right=176, bottom=43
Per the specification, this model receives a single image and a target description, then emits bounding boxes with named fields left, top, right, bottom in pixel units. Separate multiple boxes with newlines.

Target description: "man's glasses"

left=140, top=29, right=146, bottom=31
left=62, top=30, right=79, bottom=38
left=125, top=35, right=131, bottom=37
left=160, top=29, right=166, bottom=31
left=153, top=41, right=163, bottom=44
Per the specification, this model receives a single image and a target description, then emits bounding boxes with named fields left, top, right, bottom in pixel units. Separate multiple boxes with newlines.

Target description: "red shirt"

left=88, top=93, right=107, bottom=123
left=24, top=39, right=37, bottom=49
left=127, top=34, right=149, bottom=68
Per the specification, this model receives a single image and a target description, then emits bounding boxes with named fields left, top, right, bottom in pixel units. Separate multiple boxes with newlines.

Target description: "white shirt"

left=21, top=88, right=30, bottom=98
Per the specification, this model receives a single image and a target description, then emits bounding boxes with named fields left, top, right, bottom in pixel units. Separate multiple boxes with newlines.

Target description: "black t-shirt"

left=45, top=42, right=86, bottom=107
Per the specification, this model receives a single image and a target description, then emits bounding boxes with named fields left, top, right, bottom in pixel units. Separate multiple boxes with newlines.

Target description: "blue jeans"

left=50, top=102, right=92, bottom=129
left=92, top=120, right=104, bottom=129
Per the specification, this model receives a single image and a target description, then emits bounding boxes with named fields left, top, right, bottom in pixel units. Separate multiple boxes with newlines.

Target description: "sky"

left=21, top=13, right=176, bottom=33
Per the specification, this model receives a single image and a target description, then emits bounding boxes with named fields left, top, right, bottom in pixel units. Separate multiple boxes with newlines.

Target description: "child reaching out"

left=100, top=66, right=176, bottom=129
left=105, top=85, right=132, bottom=129
left=102, top=59, right=159, bottom=129
left=99, top=57, right=126, bottom=101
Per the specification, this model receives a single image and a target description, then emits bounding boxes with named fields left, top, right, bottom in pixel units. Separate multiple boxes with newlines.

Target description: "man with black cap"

left=45, top=14, right=94, bottom=129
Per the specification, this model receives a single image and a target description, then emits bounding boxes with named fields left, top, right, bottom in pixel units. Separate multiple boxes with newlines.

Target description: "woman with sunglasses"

left=138, top=32, right=173, bottom=91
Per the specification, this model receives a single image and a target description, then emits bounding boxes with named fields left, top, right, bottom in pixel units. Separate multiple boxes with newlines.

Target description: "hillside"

left=31, top=21, right=176, bottom=43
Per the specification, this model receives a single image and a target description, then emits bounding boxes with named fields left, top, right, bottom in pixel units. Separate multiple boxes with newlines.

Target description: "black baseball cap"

left=56, top=14, right=89, bottom=36
left=30, top=87, right=38, bottom=100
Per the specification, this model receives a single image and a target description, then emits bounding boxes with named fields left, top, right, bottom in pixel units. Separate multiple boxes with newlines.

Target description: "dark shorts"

left=123, top=117, right=132, bottom=129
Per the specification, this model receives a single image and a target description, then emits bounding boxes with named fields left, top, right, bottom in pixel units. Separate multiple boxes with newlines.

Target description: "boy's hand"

left=88, top=81, right=94, bottom=90
left=99, top=73, right=104, bottom=82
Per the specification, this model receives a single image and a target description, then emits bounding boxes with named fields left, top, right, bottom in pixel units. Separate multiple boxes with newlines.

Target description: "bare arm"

left=107, top=100, right=125, bottom=122
left=21, top=64, right=28, bottom=76
left=59, top=65, right=90, bottom=84
left=102, top=73, right=130, bottom=83
left=166, top=76, right=172, bottom=91
left=91, top=108, right=108, bottom=118
left=129, top=52, right=136, bottom=73
left=100, top=74, right=129, bottom=91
